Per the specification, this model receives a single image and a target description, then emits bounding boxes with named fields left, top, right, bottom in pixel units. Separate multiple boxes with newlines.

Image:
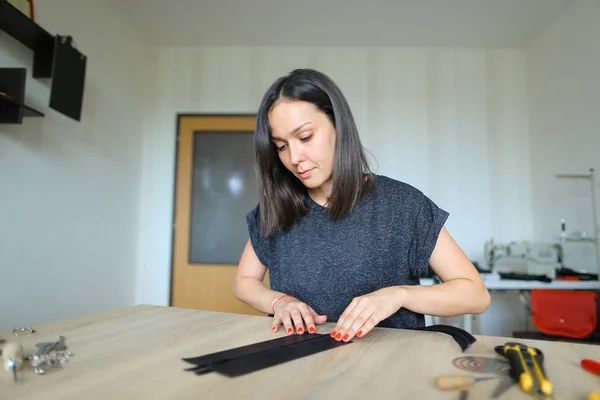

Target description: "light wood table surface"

left=1, top=304, right=599, bottom=399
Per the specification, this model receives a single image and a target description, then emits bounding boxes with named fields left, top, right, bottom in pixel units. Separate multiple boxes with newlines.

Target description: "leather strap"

left=183, top=333, right=349, bottom=377
left=206, top=335, right=349, bottom=377
left=183, top=324, right=476, bottom=377
left=415, top=324, right=476, bottom=351
left=182, top=332, right=322, bottom=367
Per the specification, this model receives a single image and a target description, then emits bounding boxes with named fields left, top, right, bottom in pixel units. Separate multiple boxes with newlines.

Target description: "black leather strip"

left=416, top=324, right=476, bottom=351
left=184, top=365, right=212, bottom=375
left=418, top=325, right=476, bottom=350
left=205, top=334, right=351, bottom=377
left=182, top=333, right=326, bottom=367
left=182, top=324, right=475, bottom=378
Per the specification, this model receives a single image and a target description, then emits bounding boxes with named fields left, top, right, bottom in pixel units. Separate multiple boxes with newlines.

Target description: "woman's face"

left=268, top=100, right=337, bottom=197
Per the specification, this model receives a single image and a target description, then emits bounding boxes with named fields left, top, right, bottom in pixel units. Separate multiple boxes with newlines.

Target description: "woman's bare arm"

left=400, top=226, right=491, bottom=316
left=233, top=239, right=284, bottom=314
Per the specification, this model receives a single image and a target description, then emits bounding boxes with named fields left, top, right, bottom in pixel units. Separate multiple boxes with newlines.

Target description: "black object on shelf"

left=556, top=267, right=599, bottom=281
left=498, top=272, right=552, bottom=283
left=0, top=67, right=44, bottom=124
left=49, top=35, right=86, bottom=121
left=0, top=0, right=55, bottom=78
left=0, top=0, right=87, bottom=123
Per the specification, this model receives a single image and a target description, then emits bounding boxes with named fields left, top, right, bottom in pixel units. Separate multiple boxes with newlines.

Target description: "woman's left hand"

left=330, top=286, right=405, bottom=342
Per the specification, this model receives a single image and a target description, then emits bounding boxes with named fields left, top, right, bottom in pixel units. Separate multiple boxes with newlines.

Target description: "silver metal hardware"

left=13, top=326, right=36, bottom=336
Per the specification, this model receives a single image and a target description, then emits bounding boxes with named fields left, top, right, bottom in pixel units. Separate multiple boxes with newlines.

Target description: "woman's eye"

left=275, top=144, right=287, bottom=152
left=299, top=134, right=312, bottom=142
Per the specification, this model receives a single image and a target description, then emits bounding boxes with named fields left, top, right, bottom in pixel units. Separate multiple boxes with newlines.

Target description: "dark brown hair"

left=254, top=68, right=374, bottom=237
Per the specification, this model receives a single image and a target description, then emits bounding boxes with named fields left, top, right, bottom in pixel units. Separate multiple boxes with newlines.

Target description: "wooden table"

left=1, top=305, right=599, bottom=399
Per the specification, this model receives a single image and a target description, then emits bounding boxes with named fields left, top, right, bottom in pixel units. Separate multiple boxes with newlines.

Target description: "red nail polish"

left=335, top=333, right=342, bottom=340
left=330, top=330, right=337, bottom=337
left=298, top=327, right=304, bottom=333
left=309, top=327, right=315, bottom=333
left=287, top=328, right=293, bottom=333
left=272, top=326, right=276, bottom=331
left=357, top=330, right=363, bottom=337
left=342, top=334, right=349, bottom=341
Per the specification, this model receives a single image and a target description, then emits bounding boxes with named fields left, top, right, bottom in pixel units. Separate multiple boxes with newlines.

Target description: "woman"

left=234, top=68, right=490, bottom=343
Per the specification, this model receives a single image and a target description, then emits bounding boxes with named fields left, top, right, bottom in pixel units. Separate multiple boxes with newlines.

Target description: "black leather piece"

left=499, top=272, right=552, bottom=283
left=416, top=324, right=476, bottom=351
left=182, top=332, right=323, bottom=367
left=206, top=335, right=351, bottom=377
left=184, top=365, right=212, bottom=375
left=182, top=324, right=475, bottom=378
left=418, top=324, right=474, bottom=342
left=418, top=324, right=476, bottom=351
left=183, top=334, right=350, bottom=377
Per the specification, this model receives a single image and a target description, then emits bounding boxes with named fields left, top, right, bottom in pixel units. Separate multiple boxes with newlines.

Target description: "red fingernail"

left=330, top=330, right=337, bottom=337
left=335, top=333, right=342, bottom=340
left=309, top=327, right=315, bottom=333
left=357, top=330, right=363, bottom=337
left=287, top=328, right=293, bottom=333
left=272, top=326, right=276, bottom=331
left=298, top=327, right=304, bottom=333
left=342, top=334, right=349, bottom=341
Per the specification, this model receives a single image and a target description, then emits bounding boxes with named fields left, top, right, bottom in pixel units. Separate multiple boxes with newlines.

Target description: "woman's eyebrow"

left=272, top=122, right=311, bottom=140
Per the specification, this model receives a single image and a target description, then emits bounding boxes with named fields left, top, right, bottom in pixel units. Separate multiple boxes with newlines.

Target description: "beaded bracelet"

left=272, top=294, right=293, bottom=314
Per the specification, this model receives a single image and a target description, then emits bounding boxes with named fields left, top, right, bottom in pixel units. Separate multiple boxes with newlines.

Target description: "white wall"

left=528, top=0, right=600, bottom=273
left=137, top=46, right=533, bottom=306
left=0, top=0, right=152, bottom=329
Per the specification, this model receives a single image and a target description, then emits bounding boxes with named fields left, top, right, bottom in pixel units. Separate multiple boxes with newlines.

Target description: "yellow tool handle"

left=588, top=392, right=600, bottom=400
left=526, top=347, right=553, bottom=396
left=505, top=344, right=533, bottom=392
left=434, top=375, right=476, bottom=390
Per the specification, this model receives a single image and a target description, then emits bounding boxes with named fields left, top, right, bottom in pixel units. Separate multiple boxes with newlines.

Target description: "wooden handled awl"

left=2, top=341, right=24, bottom=382
left=435, top=375, right=499, bottom=390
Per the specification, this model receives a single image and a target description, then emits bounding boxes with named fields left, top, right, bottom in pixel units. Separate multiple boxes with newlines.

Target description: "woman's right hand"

left=271, top=295, right=327, bottom=335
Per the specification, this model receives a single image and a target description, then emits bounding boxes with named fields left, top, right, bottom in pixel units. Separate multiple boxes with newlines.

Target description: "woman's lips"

left=299, top=168, right=314, bottom=179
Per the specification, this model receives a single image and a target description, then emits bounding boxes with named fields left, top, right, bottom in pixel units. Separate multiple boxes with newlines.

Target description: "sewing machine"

left=484, top=240, right=562, bottom=278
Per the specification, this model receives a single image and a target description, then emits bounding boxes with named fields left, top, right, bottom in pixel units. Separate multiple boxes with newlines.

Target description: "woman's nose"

left=288, top=142, right=304, bottom=165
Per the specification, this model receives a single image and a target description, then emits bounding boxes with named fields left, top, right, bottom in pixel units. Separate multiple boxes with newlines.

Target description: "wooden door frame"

left=169, top=113, right=258, bottom=308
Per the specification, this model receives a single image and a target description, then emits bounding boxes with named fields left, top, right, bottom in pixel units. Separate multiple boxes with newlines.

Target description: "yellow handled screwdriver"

left=2, top=341, right=24, bottom=382
left=435, top=375, right=499, bottom=390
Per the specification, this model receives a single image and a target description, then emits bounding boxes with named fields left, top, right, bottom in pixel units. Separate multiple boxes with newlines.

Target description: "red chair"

left=513, top=289, right=600, bottom=344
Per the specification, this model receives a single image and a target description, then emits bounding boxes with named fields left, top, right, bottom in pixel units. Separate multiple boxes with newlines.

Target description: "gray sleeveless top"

left=246, top=174, right=449, bottom=329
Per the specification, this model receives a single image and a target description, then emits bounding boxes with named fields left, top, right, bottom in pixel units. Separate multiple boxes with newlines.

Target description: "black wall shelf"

left=0, top=93, right=44, bottom=118
left=0, top=68, right=44, bottom=124
left=0, top=0, right=54, bottom=78
left=0, top=0, right=87, bottom=124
